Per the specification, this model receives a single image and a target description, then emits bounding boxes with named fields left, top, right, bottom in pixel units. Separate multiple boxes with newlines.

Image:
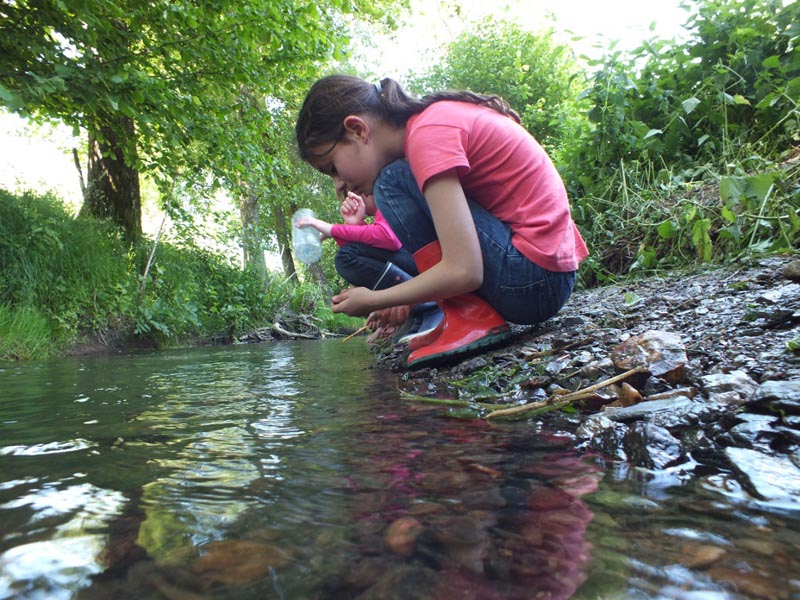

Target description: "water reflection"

left=1, top=342, right=799, bottom=599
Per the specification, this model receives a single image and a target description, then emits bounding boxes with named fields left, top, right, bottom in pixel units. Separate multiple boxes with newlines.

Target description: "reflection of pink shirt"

left=330, top=210, right=402, bottom=251
left=405, top=101, right=588, bottom=272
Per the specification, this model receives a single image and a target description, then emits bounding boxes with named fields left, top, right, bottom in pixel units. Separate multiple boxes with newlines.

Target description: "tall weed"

left=0, top=189, right=294, bottom=359
left=563, top=0, right=800, bottom=284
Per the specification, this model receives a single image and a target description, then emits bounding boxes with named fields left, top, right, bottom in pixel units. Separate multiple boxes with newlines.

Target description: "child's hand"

left=367, top=306, right=410, bottom=329
left=364, top=306, right=411, bottom=342
left=295, top=216, right=332, bottom=239
left=340, top=192, right=367, bottom=225
left=331, top=286, right=374, bottom=317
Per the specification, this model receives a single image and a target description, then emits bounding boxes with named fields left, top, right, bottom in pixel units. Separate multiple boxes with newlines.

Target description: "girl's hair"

left=295, top=74, right=520, bottom=161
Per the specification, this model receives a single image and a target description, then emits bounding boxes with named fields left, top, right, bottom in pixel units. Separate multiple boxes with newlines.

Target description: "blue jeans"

left=374, top=159, right=576, bottom=325
left=335, top=242, right=418, bottom=289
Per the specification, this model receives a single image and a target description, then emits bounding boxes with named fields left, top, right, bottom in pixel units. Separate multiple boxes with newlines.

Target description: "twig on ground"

left=484, top=365, right=646, bottom=419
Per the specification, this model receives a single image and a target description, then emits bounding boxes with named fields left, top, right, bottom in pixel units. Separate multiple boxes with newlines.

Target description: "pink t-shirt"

left=330, top=210, right=402, bottom=251
left=405, top=101, right=588, bottom=272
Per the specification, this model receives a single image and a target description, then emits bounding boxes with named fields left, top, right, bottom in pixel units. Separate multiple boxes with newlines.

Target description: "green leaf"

left=682, top=97, right=701, bottom=114
left=691, top=218, right=712, bottom=262
left=755, top=92, right=778, bottom=109
left=721, top=206, right=736, bottom=224
left=0, top=83, right=14, bottom=102
left=622, top=292, right=642, bottom=306
left=720, top=176, right=745, bottom=202
left=745, top=173, right=775, bottom=203
left=657, top=220, right=676, bottom=239
left=643, top=128, right=662, bottom=139
left=733, top=94, right=750, bottom=106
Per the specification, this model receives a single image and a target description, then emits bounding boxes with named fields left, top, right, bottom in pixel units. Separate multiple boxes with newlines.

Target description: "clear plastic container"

left=291, top=208, right=322, bottom=265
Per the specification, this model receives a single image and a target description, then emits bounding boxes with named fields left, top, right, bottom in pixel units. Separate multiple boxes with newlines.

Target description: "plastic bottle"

left=291, top=208, right=322, bottom=265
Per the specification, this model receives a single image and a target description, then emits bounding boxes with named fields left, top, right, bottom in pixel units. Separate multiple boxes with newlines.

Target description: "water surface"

left=0, top=341, right=797, bottom=599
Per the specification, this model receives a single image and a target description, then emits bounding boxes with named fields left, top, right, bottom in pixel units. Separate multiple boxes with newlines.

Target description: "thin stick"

left=484, top=366, right=646, bottom=419
left=342, top=323, right=369, bottom=342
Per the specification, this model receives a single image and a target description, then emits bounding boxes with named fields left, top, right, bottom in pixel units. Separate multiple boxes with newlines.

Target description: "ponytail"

left=295, top=75, right=520, bottom=160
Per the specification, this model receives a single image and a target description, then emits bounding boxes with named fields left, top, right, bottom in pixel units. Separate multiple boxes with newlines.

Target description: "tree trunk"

left=237, top=185, right=268, bottom=285
left=273, top=203, right=297, bottom=283
left=80, top=115, right=142, bottom=243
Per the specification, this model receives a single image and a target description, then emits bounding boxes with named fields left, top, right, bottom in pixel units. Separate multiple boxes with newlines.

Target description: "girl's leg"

left=334, top=243, right=418, bottom=289
left=375, top=159, right=576, bottom=325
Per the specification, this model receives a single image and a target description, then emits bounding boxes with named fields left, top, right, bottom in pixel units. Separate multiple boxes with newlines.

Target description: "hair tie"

left=374, top=81, right=382, bottom=94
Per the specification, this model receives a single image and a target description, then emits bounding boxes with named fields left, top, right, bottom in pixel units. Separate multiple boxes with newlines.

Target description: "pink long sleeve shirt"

left=329, top=210, right=403, bottom=251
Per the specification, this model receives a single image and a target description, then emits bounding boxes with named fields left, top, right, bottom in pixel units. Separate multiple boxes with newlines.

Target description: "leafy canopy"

left=0, top=0, right=395, bottom=183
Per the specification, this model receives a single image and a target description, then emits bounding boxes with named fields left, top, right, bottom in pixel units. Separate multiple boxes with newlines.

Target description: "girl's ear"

left=343, top=115, right=370, bottom=142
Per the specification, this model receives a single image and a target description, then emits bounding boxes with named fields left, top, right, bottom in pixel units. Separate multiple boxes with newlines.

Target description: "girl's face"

left=309, top=116, right=384, bottom=198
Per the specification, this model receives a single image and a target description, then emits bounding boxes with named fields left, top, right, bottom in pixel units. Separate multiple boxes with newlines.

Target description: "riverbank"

left=373, top=253, right=800, bottom=512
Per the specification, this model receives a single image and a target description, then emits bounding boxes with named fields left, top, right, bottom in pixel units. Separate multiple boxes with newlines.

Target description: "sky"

left=368, top=0, right=690, bottom=81
left=1, top=0, right=690, bottom=220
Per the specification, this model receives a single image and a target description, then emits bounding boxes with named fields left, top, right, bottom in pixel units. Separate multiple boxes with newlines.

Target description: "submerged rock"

left=192, top=540, right=290, bottom=585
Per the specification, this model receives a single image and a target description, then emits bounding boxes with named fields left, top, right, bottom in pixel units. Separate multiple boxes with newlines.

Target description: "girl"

left=295, top=190, right=442, bottom=342
left=295, top=75, right=588, bottom=368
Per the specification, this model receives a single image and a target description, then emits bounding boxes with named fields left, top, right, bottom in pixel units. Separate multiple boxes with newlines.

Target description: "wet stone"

left=584, top=421, right=629, bottom=462
left=750, top=379, right=800, bottom=414
left=624, top=422, right=685, bottom=470
left=679, top=543, right=727, bottom=569
left=757, top=282, right=800, bottom=305
left=575, top=414, right=616, bottom=440
left=707, top=564, right=791, bottom=600
left=724, top=447, right=800, bottom=504
left=355, top=564, right=440, bottom=600
left=700, top=370, right=759, bottom=401
left=384, top=517, right=423, bottom=557
left=775, top=423, right=800, bottom=445
left=192, top=540, right=290, bottom=586
left=601, top=396, right=695, bottom=424
left=728, top=413, right=781, bottom=450
left=783, top=259, right=800, bottom=282
left=611, top=330, right=688, bottom=384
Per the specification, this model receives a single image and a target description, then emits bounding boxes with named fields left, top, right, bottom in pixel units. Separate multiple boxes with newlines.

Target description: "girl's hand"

left=331, top=287, right=374, bottom=316
left=340, top=192, right=367, bottom=225
left=296, top=216, right=332, bottom=239
left=365, top=305, right=412, bottom=343
left=366, top=306, right=410, bottom=329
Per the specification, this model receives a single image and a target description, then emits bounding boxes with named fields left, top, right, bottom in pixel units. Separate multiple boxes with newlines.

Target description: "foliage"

left=0, top=189, right=135, bottom=339
left=568, top=0, right=798, bottom=192
left=560, top=0, right=800, bottom=284
left=407, top=18, right=584, bottom=151
left=284, top=278, right=364, bottom=332
left=0, top=188, right=316, bottom=360
left=0, top=305, right=59, bottom=361
left=0, top=0, right=403, bottom=242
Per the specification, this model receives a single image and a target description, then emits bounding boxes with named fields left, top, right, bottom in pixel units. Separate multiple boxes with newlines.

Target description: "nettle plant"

left=568, top=0, right=799, bottom=282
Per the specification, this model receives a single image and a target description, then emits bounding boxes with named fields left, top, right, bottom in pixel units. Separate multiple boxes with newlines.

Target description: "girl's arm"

left=332, top=170, right=482, bottom=315
left=295, top=216, right=333, bottom=239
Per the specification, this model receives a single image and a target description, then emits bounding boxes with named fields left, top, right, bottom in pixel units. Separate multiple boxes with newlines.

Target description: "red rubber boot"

left=407, top=242, right=512, bottom=369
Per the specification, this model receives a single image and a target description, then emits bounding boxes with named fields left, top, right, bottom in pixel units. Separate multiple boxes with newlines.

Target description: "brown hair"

left=295, top=75, right=520, bottom=161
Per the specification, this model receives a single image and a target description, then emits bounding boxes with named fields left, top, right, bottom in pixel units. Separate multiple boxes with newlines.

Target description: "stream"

left=1, top=340, right=798, bottom=599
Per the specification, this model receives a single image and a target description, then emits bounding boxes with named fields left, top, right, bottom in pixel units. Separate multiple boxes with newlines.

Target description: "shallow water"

left=0, top=341, right=798, bottom=599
